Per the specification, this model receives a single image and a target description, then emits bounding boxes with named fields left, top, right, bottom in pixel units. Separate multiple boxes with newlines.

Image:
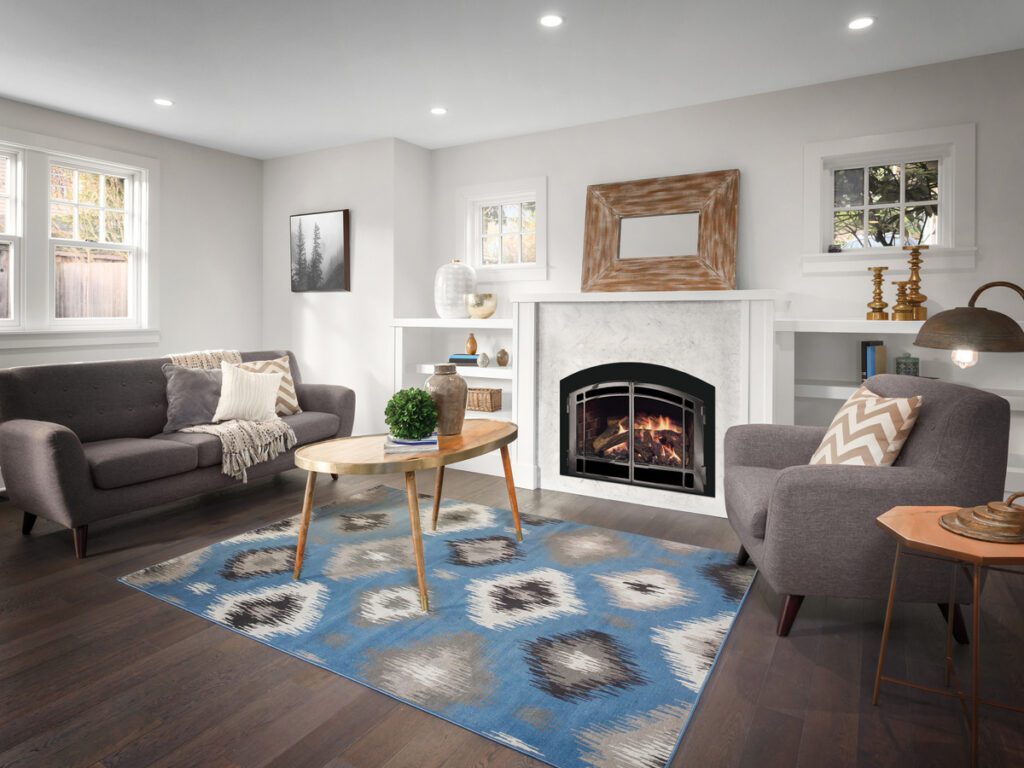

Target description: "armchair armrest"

left=725, top=424, right=826, bottom=470
left=296, top=383, right=356, bottom=438
left=0, top=419, right=93, bottom=528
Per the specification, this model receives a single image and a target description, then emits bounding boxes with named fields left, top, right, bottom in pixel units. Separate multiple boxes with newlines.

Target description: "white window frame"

left=0, top=125, right=158, bottom=348
left=456, top=177, right=548, bottom=282
left=46, top=156, right=143, bottom=330
left=801, top=124, right=976, bottom=276
left=0, top=147, right=24, bottom=329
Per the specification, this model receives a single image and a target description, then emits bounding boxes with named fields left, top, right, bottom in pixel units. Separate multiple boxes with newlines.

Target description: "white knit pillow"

left=212, top=361, right=283, bottom=423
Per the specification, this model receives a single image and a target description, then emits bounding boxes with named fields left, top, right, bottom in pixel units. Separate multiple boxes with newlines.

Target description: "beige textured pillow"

left=809, top=384, right=922, bottom=466
left=236, top=355, right=302, bottom=415
left=213, top=362, right=283, bottom=423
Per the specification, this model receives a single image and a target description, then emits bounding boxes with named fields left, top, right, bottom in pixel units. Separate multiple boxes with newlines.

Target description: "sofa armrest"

left=296, top=383, right=356, bottom=438
left=724, top=424, right=826, bottom=470
left=0, top=419, right=94, bottom=528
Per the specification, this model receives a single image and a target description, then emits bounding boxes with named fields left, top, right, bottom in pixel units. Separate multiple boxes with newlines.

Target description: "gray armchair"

left=725, top=374, right=1010, bottom=637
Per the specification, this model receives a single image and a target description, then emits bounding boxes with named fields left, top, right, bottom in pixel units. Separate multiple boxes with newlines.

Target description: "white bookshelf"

left=392, top=316, right=518, bottom=479
left=775, top=318, right=924, bottom=334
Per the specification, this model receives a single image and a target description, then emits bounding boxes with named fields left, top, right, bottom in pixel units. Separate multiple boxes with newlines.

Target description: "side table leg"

left=970, top=564, right=981, bottom=768
left=431, top=466, right=445, bottom=531
left=500, top=445, right=524, bottom=542
left=873, top=542, right=902, bottom=706
left=405, top=471, right=430, bottom=612
left=293, top=471, right=318, bottom=580
left=944, top=565, right=957, bottom=688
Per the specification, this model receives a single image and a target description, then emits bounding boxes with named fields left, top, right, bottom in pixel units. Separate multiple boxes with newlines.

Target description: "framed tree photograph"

left=290, top=209, right=350, bottom=292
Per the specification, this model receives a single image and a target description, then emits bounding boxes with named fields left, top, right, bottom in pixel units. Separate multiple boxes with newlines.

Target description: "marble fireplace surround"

left=511, top=290, right=784, bottom=517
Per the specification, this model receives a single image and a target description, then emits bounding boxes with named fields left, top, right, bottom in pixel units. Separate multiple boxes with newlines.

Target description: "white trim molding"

left=801, top=123, right=976, bottom=276
left=455, top=176, right=548, bottom=283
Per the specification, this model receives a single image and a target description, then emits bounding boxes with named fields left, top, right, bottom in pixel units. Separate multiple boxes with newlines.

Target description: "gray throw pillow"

left=162, top=364, right=223, bottom=433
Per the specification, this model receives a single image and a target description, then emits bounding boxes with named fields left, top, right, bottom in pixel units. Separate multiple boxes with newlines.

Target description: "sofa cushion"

left=161, top=364, right=222, bottom=432
left=725, top=466, right=781, bottom=541
left=284, top=411, right=340, bottom=445
left=152, top=432, right=223, bottom=467
left=83, top=438, right=199, bottom=490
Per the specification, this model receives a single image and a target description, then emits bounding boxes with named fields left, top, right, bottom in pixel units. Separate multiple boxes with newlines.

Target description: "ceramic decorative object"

left=904, top=244, right=928, bottom=320
left=496, top=348, right=510, bottom=367
left=466, top=333, right=478, bottom=354
left=866, top=266, right=889, bottom=320
left=425, top=364, right=467, bottom=435
left=434, top=259, right=476, bottom=319
left=466, top=293, right=497, bottom=319
left=894, top=353, right=920, bottom=376
left=476, top=352, right=490, bottom=367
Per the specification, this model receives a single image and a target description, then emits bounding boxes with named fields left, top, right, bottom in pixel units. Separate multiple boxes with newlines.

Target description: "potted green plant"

left=384, top=388, right=439, bottom=440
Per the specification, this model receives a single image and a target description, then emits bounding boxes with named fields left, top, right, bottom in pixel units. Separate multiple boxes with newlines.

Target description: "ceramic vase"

left=466, top=333, right=477, bottom=354
left=496, top=348, right=510, bottom=367
left=425, top=364, right=467, bottom=435
left=434, top=259, right=476, bottom=319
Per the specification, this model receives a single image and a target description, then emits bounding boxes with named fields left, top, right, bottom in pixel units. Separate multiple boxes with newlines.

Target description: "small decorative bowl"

left=466, top=293, right=497, bottom=319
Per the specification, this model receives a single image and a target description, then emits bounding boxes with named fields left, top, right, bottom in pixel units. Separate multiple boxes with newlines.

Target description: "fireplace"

left=560, top=362, right=714, bottom=496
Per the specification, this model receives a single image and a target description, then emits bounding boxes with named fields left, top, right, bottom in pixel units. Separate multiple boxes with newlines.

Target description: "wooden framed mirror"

left=581, top=169, right=739, bottom=291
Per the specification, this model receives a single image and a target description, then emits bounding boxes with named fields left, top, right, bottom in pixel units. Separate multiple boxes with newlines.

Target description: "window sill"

left=0, top=327, right=160, bottom=350
left=801, top=246, right=975, bottom=277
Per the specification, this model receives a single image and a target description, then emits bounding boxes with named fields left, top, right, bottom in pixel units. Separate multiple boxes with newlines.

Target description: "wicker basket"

left=467, top=387, right=502, bottom=412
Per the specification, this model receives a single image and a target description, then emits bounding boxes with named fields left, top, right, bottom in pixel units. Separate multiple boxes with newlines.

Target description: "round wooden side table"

left=291, top=419, right=523, bottom=612
left=873, top=505, right=1024, bottom=768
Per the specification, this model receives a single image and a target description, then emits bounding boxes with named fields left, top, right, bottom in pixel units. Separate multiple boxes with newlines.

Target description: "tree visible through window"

left=831, top=160, right=939, bottom=250
left=49, top=164, right=133, bottom=319
left=479, top=200, right=537, bottom=265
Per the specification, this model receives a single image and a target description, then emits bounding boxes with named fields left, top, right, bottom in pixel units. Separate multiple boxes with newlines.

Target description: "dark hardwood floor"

left=1, top=470, right=1022, bottom=767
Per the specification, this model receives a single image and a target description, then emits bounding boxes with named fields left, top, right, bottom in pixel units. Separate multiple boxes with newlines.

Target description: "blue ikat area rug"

left=120, top=485, right=753, bottom=768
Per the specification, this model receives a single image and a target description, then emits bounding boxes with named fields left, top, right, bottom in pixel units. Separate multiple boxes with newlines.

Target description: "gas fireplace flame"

left=589, top=413, right=689, bottom=468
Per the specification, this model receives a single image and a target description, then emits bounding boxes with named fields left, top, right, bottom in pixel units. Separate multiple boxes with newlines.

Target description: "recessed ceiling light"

left=539, top=14, right=563, bottom=28
left=153, top=97, right=174, bottom=107
left=430, top=106, right=448, bottom=116
left=848, top=16, right=875, bottom=30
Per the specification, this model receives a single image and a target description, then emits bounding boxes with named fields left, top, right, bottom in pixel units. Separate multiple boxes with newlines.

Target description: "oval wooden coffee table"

left=291, top=419, right=523, bottom=612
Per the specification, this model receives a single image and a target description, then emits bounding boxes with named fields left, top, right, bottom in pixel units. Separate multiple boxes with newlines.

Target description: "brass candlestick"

left=867, top=266, right=890, bottom=320
left=891, top=280, right=915, bottom=321
left=903, top=244, right=928, bottom=320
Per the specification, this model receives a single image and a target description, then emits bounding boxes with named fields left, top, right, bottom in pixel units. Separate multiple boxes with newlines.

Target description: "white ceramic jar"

left=434, top=259, right=477, bottom=319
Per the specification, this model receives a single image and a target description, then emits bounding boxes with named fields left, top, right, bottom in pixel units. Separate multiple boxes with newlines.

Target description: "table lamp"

left=913, top=281, right=1024, bottom=368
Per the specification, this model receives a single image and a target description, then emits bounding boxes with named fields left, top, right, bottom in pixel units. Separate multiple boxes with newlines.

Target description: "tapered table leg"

left=293, top=471, right=317, bottom=580
left=873, top=542, right=902, bottom=705
left=500, top=445, right=523, bottom=542
left=405, top=471, right=430, bottom=611
left=944, top=565, right=957, bottom=688
left=431, top=466, right=445, bottom=531
left=971, top=565, right=981, bottom=768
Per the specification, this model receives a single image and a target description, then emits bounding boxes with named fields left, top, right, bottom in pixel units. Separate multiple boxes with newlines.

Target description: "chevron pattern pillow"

left=236, top=355, right=302, bottom=416
left=809, top=384, right=922, bottom=466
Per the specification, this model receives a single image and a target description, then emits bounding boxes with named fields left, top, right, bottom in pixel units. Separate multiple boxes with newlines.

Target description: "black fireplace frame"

left=559, top=362, right=715, bottom=497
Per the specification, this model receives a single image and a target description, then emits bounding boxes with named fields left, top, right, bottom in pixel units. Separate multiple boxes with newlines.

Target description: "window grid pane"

left=49, top=165, right=129, bottom=244
left=476, top=198, right=537, bottom=266
left=0, top=242, right=10, bottom=320
left=54, top=245, right=130, bottom=319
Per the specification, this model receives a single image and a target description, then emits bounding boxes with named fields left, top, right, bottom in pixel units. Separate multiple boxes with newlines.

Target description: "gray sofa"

left=725, top=374, right=1010, bottom=638
left=0, top=350, right=355, bottom=558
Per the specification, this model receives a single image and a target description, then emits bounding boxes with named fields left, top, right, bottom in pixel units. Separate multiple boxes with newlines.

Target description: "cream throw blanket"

left=169, top=349, right=297, bottom=482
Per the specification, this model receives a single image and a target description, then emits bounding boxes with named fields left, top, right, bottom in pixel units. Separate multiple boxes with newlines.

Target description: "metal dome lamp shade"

left=913, top=281, right=1024, bottom=369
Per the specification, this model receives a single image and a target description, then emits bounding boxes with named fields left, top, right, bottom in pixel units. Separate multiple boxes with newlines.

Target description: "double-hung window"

left=48, top=162, right=138, bottom=323
left=0, top=133, right=149, bottom=338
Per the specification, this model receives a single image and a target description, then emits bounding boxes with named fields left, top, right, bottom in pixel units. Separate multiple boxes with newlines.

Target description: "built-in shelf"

left=1007, top=454, right=1024, bottom=488
left=775, top=318, right=925, bottom=335
left=467, top=408, right=513, bottom=422
left=414, top=363, right=514, bottom=381
left=392, top=317, right=513, bottom=329
left=795, top=379, right=1024, bottom=412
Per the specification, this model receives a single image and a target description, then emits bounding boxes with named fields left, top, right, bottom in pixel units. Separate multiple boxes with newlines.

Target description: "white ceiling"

left=2, top=0, right=1023, bottom=159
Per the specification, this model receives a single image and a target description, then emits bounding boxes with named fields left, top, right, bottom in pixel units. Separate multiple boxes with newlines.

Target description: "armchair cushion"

left=724, top=465, right=781, bottom=541
left=809, top=383, right=922, bottom=467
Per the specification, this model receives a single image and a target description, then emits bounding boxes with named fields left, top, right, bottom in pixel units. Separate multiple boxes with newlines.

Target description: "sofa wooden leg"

left=735, top=546, right=749, bottom=566
left=777, top=594, right=804, bottom=637
left=22, top=512, right=37, bottom=535
left=330, top=473, right=338, bottom=481
left=938, top=602, right=970, bottom=645
left=73, top=525, right=88, bottom=559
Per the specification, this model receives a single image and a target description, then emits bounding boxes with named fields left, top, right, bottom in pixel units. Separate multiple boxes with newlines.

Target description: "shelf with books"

left=414, top=363, right=514, bottom=381
left=392, top=317, right=513, bottom=330
left=775, top=318, right=925, bottom=335
left=795, top=379, right=1024, bottom=412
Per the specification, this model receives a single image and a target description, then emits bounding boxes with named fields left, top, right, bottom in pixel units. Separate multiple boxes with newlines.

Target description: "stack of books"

left=860, top=340, right=888, bottom=381
left=383, top=433, right=440, bottom=453
left=448, top=353, right=481, bottom=366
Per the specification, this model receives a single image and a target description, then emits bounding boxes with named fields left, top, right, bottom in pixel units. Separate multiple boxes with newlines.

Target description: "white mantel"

left=510, top=291, right=779, bottom=517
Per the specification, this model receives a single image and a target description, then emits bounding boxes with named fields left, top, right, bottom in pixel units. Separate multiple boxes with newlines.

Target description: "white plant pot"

left=434, top=260, right=477, bottom=319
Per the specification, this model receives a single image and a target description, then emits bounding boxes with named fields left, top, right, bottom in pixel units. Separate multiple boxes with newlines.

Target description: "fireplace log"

left=592, top=418, right=629, bottom=452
